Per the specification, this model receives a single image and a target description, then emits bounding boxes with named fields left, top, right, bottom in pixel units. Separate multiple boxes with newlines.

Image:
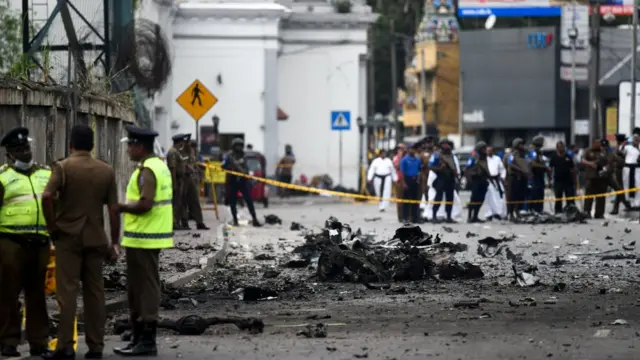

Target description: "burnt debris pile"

left=511, top=204, right=589, bottom=224
left=291, top=217, right=483, bottom=286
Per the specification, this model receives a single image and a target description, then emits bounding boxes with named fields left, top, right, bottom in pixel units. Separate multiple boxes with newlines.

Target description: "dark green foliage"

left=367, top=0, right=424, bottom=114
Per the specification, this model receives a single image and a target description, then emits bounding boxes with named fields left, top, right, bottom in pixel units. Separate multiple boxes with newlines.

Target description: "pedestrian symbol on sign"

left=191, top=83, right=202, bottom=106
left=331, top=111, right=351, bottom=131
left=334, top=113, right=347, bottom=127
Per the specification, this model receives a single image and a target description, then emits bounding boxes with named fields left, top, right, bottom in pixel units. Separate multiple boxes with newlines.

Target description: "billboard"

left=460, top=28, right=558, bottom=129
left=457, top=0, right=560, bottom=17
left=457, top=0, right=634, bottom=17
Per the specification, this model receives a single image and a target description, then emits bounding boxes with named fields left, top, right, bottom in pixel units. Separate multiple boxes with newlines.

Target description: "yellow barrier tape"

left=201, top=163, right=640, bottom=206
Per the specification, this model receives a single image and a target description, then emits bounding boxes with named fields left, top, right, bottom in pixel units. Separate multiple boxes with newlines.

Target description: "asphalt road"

left=18, top=196, right=640, bottom=360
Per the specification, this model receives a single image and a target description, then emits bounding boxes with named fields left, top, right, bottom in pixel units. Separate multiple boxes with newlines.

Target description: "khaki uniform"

left=44, top=151, right=118, bottom=352
left=583, top=147, right=608, bottom=218
left=166, top=147, right=186, bottom=225
left=277, top=155, right=295, bottom=196
left=180, top=148, right=203, bottom=224
left=419, top=151, right=431, bottom=201
left=0, top=165, right=50, bottom=351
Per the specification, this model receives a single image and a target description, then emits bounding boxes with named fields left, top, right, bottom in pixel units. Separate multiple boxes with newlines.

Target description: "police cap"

left=231, top=137, right=244, bottom=146
left=1, top=127, right=31, bottom=148
left=634, top=127, right=640, bottom=136
left=616, top=133, right=627, bottom=142
left=120, top=125, right=158, bottom=144
left=512, top=138, right=524, bottom=148
left=532, top=135, right=544, bottom=147
left=172, top=133, right=185, bottom=142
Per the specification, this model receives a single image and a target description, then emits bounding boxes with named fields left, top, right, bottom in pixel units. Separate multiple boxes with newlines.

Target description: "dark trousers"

left=432, top=178, right=455, bottom=219
left=584, top=179, right=608, bottom=218
left=0, top=239, right=49, bottom=348
left=470, top=180, right=488, bottom=212
left=126, top=248, right=161, bottom=323
left=182, top=177, right=203, bottom=223
left=278, top=174, right=293, bottom=197
left=508, top=177, right=528, bottom=214
left=229, top=179, right=257, bottom=222
left=553, top=180, right=575, bottom=214
left=529, top=181, right=545, bottom=213
left=402, top=176, right=420, bottom=222
left=172, top=180, right=184, bottom=224
left=55, top=237, right=107, bottom=352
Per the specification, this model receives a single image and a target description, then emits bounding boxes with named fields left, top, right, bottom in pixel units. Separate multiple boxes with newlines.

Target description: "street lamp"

left=568, top=26, right=578, bottom=146
left=357, top=116, right=365, bottom=193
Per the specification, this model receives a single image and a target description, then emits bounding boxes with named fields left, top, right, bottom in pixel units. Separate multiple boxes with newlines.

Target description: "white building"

left=9, top=0, right=377, bottom=189
left=143, top=0, right=377, bottom=189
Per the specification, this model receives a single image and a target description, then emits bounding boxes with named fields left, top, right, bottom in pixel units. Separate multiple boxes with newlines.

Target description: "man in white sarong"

left=367, top=150, right=397, bottom=211
left=485, top=146, right=507, bottom=220
left=622, top=134, right=640, bottom=208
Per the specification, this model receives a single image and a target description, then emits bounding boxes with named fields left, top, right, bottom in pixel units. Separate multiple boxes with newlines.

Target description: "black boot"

left=467, top=208, right=475, bottom=223
left=41, top=347, right=74, bottom=359
left=180, top=220, right=191, bottom=230
left=196, top=222, right=210, bottom=230
left=1, top=345, right=20, bottom=357
left=113, top=322, right=157, bottom=357
left=473, top=208, right=485, bottom=223
left=113, top=321, right=142, bottom=355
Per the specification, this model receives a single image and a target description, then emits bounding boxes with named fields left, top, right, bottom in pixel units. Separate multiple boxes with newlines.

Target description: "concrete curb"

left=102, top=224, right=229, bottom=315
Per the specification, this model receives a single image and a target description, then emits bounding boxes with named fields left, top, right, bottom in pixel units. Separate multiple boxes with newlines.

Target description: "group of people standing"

left=0, top=124, right=178, bottom=359
left=367, top=132, right=640, bottom=223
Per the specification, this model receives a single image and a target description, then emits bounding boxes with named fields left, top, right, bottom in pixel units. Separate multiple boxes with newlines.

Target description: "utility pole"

left=631, top=0, right=638, bottom=131
left=569, top=3, right=578, bottom=145
left=390, top=20, right=400, bottom=144
left=588, top=2, right=601, bottom=141
left=420, top=48, right=427, bottom=136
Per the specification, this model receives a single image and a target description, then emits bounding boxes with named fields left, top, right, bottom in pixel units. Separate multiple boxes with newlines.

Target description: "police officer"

left=0, top=127, right=52, bottom=358
left=400, top=143, right=422, bottom=223
left=429, top=138, right=457, bottom=223
left=548, top=141, right=576, bottom=214
left=114, top=126, right=174, bottom=357
left=506, top=138, right=531, bottom=220
left=222, top=138, right=262, bottom=227
left=612, top=134, right=632, bottom=214
left=167, top=134, right=188, bottom=229
left=528, top=136, right=551, bottom=213
left=181, top=137, right=208, bottom=230
left=465, top=141, right=490, bottom=223
left=276, top=144, right=295, bottom=197
left=602, top=138, right=628, bottom=215
left=581, top=137, right=608, bottom=219
left=41, top=124, right=121, bottom=360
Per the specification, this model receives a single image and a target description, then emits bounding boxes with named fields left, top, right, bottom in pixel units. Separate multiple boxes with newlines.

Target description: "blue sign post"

left=331, top=110, right=351, bottom=131
left=331, top=110, right=351, bottom=185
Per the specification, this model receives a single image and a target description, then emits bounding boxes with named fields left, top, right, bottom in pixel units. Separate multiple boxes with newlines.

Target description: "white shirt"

left=367, top=157, right=398, bottom=182
left=487, top=155, right=506, bottom=179
left=623, top=144, right=640, bottom=164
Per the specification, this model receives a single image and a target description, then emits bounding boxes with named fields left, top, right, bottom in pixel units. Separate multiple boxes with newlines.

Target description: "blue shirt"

left=465, top=156, right=476, bottom=169
left=400, top=155, right=422, bottom=177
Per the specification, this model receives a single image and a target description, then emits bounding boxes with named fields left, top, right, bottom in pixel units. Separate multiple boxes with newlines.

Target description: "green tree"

left=0, top=0, right=21, bottom=73
left=367, top=0, right=424, bottom=114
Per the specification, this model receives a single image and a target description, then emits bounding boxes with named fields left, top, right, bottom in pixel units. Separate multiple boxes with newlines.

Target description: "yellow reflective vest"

left=0, top=164, right=51, bottom=236
left=122, top=157, right=174, bottom=249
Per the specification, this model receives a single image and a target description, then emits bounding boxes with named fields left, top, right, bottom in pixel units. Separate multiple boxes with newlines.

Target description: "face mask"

left=14, top=160, right=33, bottom=170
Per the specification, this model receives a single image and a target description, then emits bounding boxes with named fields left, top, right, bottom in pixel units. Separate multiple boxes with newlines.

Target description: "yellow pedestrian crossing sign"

left=176, top=80, right=218, bottom=122
left=331, top=111, right=351, bottom=131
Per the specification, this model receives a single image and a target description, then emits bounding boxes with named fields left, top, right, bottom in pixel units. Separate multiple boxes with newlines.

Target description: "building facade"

left=459, top=26, right=570, bottom=147
left=139, top=0, right=376, bottom=189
